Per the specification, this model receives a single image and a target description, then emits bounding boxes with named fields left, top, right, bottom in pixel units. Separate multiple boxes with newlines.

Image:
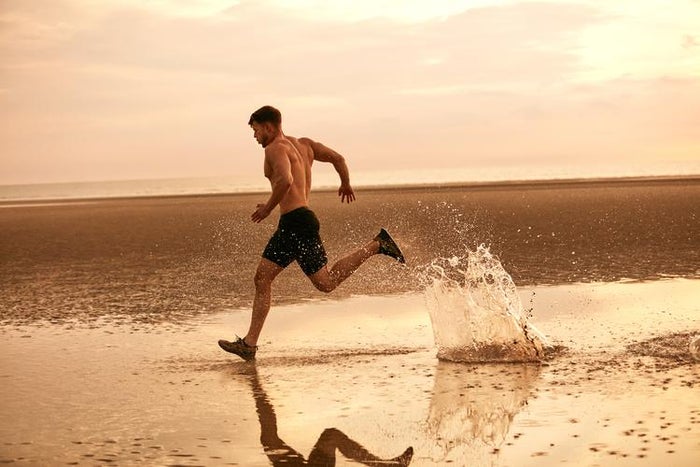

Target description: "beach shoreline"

left=1, top=174, right=698, bottom=206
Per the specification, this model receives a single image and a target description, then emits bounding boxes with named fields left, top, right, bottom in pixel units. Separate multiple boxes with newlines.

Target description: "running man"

left=218, top=105, right=405, bottom=361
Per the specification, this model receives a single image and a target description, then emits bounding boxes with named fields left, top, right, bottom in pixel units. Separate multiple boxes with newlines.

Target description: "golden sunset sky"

left=1, top=0, right=699, bottom=185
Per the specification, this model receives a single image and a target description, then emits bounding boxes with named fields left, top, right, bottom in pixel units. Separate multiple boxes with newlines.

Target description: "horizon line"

left=1, top=174, right=698, bottom=206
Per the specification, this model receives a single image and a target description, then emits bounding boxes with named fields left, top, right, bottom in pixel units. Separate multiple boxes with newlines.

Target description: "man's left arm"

left=301, top=137, right=355, bottom=203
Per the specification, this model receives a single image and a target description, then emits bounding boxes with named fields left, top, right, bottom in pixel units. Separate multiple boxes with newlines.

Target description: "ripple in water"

left=421, top=245, right=548, bottom=363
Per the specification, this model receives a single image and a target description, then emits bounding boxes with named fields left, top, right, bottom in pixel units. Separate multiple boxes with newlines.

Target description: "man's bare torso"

left=264, top=136, right=314, bottom=214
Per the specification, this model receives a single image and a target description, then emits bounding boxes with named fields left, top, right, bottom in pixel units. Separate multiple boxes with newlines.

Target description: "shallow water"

left=1, top=280, right=699, bottom=466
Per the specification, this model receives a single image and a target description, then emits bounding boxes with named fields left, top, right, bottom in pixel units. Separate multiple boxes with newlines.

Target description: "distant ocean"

left=1, top=162, right=698, bottom=202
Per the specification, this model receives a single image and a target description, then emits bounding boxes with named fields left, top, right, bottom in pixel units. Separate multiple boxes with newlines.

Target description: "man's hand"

left=338, top=184, right=356, bottom=203
left=251, top=203, right=272, bottom=223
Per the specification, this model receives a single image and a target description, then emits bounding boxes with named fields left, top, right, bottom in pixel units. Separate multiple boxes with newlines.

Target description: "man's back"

left=286, top=136, right=314, bottom=200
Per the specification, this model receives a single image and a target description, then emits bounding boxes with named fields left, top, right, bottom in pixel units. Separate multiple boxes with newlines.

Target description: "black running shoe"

left=394, top=446, right=414, bottom=466
left=374, top=228, right=406, bottom=264
left=218, top=336, right=257, bottom=361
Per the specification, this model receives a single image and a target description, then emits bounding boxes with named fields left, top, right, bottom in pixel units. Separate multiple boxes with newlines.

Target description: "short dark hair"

left=248, top=105, right=281, bottom=126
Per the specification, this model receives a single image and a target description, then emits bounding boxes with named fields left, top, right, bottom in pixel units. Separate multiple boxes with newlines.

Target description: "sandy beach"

left=1, top=179, right=699, bottom=466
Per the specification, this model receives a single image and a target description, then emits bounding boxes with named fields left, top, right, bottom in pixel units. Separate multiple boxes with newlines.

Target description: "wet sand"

left=1, top=177, right=698, bottom=327
left=1, top=279, right=699, bottom=466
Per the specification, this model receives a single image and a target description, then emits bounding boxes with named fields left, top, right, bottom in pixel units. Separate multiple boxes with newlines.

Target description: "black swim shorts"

left=262, top=207, right=328, bottom=275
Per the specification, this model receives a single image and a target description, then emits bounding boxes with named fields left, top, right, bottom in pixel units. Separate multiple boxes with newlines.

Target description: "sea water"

left=422, top=245, right=547, bottom=362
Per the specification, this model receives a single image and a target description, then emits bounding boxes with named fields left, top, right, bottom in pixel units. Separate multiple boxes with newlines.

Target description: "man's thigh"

left=254, top=258, right=285, bottom=284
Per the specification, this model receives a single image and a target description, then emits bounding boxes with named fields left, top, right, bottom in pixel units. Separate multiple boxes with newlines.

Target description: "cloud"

left=1, top=0, right=698, bottom=184
left=3, top=1, right=601, bottom=90
left=682, top=34, right=699, bottom=49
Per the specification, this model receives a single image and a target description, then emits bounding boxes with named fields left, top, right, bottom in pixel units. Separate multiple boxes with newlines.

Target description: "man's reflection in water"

left=426, top=362, right=541, bottom=463
left=243, top=364, right=414, bottom=466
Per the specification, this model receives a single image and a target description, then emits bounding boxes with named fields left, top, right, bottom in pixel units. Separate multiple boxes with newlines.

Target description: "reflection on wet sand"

left=426, top=362, right=541, bottom=464
left=242, top=364, right=414, bottom=466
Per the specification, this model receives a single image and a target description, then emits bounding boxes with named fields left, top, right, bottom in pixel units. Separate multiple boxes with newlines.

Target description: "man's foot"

left=374, top=228, right=406, bottom=264
left=391, top=446, right=414, bottom=466
left=218, top=336, right=257, bottom=361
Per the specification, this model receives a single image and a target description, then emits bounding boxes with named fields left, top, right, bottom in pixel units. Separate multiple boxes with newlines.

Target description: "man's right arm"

left=252, top=144, right=292, bottom=222
left=301, top=137, right=355, bottom=203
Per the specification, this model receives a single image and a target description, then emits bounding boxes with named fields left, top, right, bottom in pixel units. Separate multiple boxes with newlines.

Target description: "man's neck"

left=263, top=129, right=284, bottom=148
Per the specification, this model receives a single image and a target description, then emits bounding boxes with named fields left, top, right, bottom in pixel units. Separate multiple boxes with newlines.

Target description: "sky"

left=1, top=0, right=699, bottom=186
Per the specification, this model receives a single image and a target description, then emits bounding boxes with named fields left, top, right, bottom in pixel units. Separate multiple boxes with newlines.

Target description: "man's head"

left=249, top=105, right=282, bottom=148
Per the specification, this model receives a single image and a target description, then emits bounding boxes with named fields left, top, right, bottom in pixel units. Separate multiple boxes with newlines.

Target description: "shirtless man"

left=218, top=105, right=404, bottom=361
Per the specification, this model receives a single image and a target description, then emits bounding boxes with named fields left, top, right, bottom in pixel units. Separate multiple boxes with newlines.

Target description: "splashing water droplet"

left=420, top=245, right=547, bottom=362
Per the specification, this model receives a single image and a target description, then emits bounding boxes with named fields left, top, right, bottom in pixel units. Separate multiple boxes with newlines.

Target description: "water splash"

left=421, top=245, right=547, bottom=363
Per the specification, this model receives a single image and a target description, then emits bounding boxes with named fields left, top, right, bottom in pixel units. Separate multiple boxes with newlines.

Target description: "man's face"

left=251, top=122, right=272, bottom=148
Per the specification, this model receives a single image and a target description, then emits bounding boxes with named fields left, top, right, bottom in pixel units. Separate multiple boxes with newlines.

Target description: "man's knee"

left=254, top=270, right=273, bottom=291
left=310, top=272, right=335, bottom=293
left=308, top=266, right=336, bottom=293
left=317, top=427, right=344, bottom=444
left=312, top=279, right=335, bottom=293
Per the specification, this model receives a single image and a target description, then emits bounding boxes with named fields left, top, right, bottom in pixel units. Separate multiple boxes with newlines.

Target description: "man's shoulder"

left=266, top=137, right=305, bottom=160
left=285, top=136, right=315, bottom=160
left=264, top=139, right=288, bottom=158
left=287, top=135, right=315, bottom=148
left=266, top=137, right=293, bottom=151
